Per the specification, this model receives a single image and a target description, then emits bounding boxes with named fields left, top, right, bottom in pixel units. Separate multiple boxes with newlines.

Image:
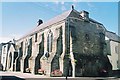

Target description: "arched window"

left=9, top=52, right=12, bottom=68
left=24, top=39, right=28, bottom=55
left=47, top=30, right=53, bottom=52
left=3, top=46, right=6, bottom=54
left=35, top=33, right=38, bottom=42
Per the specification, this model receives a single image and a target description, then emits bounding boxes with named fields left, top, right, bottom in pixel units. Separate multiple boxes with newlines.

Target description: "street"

left=0, top=71, right=120, bottom=80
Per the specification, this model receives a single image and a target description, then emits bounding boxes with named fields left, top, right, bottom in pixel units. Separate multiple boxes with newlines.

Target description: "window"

left=25, top=39, right=29, bottom=47
left=85, top=34, right=90, bottom=41
left=117, top=60, right=119, bottom=68
left=19, top=42, right=23, bottom=57
left=115, top=46, right=118, bottom=54
left=3, top=46, right=6, bottom=54
left=9, top=52, right=12, bottom=68
left=21, top=42, right=23, bottom=50
left=4, top=46, right=6, bottom=48
left=99, top=32, right=105, bottom=39
left=24, top=40, right=28, bottom=55
left=28, top=38, right=32, bottom=56
left=47, top=30, right=53, bottom=52
left=29, top=38, right=32, bottom=44
left=35, top=33, right=37, bottom=42
left=3, top=57, right=5, bottom=63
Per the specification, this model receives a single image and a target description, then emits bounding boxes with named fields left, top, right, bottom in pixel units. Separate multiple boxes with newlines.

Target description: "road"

left=0, top=71, right=120, bottom=80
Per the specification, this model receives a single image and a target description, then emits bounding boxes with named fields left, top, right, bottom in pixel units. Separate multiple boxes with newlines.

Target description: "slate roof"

left=105, top=31, right=120, bottom=43
left=17, top=9, right=104, bottom=41
left=18, top=10, right=72, bottom=41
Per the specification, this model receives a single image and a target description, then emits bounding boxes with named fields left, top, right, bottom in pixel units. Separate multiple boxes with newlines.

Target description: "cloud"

left=86, top=2, right=97, bottom=11
left=45, top=4, right=49, bottom=7
left=61, top=6, right=66, bottom=11
left=0, top=36, right=12, bottom=43
left=73, top=0, right=77, bottom=2
left=61, top=1, right=64, bottom=5
left=54, top=1, right=64, bottom=5
left=54, top=0, right=59, bottom=5
left=87, top=2, right=94, bottom=8
left=10, top=34, right=22, bottom=40
left=0, top=34, right=22, bottom=43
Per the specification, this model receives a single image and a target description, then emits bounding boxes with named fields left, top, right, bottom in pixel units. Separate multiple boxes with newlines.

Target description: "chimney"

left=80, top=10, right=89, bottom=21
left=72, top=5, right=74, bottom=10
left=37, top=19, right=43, bottom=26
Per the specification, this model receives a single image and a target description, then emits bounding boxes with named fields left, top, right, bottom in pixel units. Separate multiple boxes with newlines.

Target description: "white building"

left=105, top=31, right=120, bottom=70
left=1, top=41, right=16, bottom=71
left=1, top=43, right=9, bottom=71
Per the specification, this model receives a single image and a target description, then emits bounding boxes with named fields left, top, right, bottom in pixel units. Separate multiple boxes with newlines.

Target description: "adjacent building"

left=0, top=43, right=3, bottom=71
left=0, top=41, right=17, bottom=71
left=0, top=43, right=2, bottom=63
left=105, top=31, right=120, bottom=70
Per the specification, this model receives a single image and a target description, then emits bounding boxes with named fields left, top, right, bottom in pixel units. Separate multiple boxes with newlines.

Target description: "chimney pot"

left=37, top=19, right=43, bottom=26
left=72, top=5, right=74, bottom=10
left=80, top=10, right=89, bottom=21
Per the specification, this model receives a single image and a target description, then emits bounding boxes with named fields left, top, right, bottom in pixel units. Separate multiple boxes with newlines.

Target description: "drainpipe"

left=65, top=17, right=70, bottom=80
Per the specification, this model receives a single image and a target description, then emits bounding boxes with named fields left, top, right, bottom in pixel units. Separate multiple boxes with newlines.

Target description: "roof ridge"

left=17, top=10, right=72, bottom=41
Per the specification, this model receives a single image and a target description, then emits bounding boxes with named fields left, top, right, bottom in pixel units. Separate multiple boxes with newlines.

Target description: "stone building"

left=1, top=8, right=112, bottom=77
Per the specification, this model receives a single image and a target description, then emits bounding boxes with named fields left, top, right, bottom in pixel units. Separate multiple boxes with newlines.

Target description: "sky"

left=118, top=1, right=120, bottom=36
left=0, top=2, right=119, bottom=43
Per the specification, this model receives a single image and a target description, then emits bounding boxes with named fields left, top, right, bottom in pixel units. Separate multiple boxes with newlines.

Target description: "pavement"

left=0, top=71, right=120, bottom=80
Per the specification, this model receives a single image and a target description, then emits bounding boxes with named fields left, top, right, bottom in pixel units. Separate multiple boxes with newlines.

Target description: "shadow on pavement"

left=0, top=76, right=25, bottom=80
